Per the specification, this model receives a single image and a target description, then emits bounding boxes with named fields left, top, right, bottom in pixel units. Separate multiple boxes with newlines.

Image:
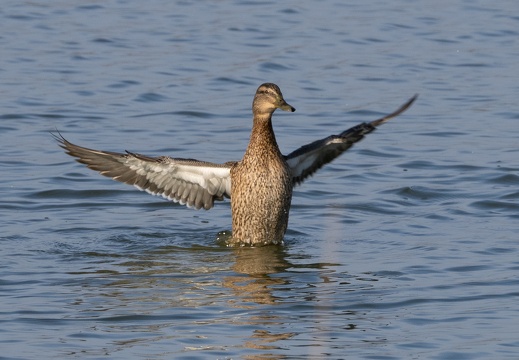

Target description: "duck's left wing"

left=285, top=95, right=417, bottom=185
left=54, top=133, right=234, bottom=210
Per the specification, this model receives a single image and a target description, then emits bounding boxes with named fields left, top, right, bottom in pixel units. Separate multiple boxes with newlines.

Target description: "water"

left=1, top=0, right=518, bottom=359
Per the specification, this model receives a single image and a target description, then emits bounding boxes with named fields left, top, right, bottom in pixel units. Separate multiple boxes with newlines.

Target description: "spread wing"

left=54, top=133, right=234, bottom=210
left=285, top=94, right=418, bottom=185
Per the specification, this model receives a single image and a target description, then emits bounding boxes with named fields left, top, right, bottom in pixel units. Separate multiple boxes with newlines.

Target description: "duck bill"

left=279, top=100, right=296, bottom=112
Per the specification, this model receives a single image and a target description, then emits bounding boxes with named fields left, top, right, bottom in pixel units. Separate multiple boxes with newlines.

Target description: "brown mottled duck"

left=55, top=83, right=417, bottom=246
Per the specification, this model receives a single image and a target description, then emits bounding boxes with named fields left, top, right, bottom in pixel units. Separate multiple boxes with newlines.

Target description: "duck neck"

left=244, top=113, right=281, bottom=159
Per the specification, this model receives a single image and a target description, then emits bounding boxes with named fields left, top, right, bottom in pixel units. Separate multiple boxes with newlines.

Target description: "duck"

left=55, top=83, right=417, bottom=246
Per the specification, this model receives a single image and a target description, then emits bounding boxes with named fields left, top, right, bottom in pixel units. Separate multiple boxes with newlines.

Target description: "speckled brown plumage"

left=55, top=83, right=417, bottom=246
left=230, top=84, right=295, bottom=245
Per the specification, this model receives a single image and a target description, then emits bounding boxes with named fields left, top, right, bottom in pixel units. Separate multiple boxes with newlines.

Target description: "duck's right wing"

left=285, top=95, right=417, bottom=185
left=54, top=133, right=234, bottom=210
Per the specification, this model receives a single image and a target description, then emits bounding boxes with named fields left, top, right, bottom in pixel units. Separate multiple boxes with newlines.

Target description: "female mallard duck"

left=56, top=83, right=417, bottom=246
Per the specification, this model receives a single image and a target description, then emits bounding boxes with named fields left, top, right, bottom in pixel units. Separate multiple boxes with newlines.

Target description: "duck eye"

left=260, top=91, right=272, bottom=97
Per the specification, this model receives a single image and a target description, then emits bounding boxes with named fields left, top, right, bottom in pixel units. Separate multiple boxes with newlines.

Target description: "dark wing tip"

left=51, top=129, right=66, bottom=145
left=370, top=94, right=418, bottom=127
left=52, top=130, right=80, bottom=156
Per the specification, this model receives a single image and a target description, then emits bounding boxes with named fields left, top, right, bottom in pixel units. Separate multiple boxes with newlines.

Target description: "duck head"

left=252, top=83, right=296, bottom=116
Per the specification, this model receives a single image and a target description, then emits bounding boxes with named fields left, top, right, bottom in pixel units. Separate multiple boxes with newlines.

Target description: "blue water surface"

left=1, top=1, right=518, bottom=359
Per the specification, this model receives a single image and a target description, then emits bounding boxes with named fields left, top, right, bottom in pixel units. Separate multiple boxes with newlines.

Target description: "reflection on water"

left=232, top=245, right=291, bottom=275
left=226, top=246, right=291, bottom=307
left=64, top=242, right=350, bottom=357
left=228, top=247, right=298, bottom=355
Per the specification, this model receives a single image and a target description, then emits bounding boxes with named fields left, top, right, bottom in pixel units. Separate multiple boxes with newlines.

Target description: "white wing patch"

left=123, top=157, right=232, bottom=209
left=55, top=133, right=234, bottom=211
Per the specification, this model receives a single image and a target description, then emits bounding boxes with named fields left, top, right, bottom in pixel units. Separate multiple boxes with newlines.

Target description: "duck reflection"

left=225, top=245, right=297, bottom=354
left=223, top=245, right=291, bottom=307
left=232, top=245, right=291, bottom=275
left=68, top=237, right=301, bottom=357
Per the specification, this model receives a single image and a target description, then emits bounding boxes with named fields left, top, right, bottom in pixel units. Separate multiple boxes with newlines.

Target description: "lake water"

left=1, top=0, right=518, bottom=359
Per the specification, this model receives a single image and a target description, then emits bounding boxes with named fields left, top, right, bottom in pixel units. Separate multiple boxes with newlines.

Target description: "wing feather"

left=54, top=133, right=234, bottom=210
left=285, top=95, right=418, bottom=185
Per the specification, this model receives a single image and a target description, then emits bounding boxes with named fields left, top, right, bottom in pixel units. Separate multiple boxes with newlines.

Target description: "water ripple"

left=2, top=1, right=519, bottom=358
